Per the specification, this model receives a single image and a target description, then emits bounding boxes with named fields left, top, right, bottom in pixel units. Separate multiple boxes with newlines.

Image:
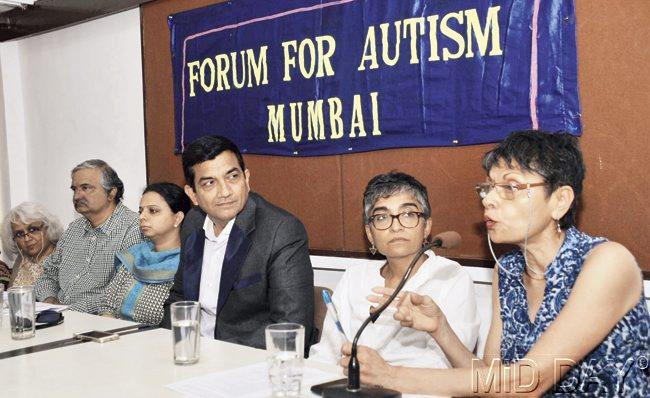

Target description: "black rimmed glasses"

left=475, top=182, right=548, bottom=200
left=368, top=211, right=424, bottom=230
left=13, top=224, right=45, bottom=241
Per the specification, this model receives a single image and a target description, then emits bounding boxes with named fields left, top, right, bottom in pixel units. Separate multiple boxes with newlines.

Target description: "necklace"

left=524, top=266, right=545, bottom=280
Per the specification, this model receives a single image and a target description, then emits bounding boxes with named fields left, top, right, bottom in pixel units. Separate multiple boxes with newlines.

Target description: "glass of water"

left=170, top=301, right=200, bottom=365
left=265, top=323, right=305, bottom=397
left=8, top=285, right=35, bottom=340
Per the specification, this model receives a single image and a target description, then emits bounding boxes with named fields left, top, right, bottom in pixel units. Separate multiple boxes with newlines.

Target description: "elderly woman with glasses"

left=1, top=202, right=63, bottom=288
left=310, top=171, right=479, bottom=368
left=339, top=131, right=650, bottom=396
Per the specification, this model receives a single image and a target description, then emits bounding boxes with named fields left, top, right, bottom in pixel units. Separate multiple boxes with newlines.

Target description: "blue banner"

left=169, top=0, right=581, bottom=156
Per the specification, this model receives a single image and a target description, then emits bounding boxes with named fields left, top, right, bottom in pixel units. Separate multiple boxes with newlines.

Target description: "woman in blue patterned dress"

left=338, top=130, right=649, bottom=396
left=99, top=183, right=191, bottom=325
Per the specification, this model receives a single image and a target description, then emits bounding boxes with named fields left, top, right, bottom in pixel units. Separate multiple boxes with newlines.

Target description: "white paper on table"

left=166, top=362, right=339, bottom=398
left=1, top=292, right=68, bottom=315
left=35, top=302, right=68, bottom=313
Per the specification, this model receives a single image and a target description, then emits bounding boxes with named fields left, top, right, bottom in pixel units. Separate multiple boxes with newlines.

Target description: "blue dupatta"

left=114, top=242, right=180, bottom=321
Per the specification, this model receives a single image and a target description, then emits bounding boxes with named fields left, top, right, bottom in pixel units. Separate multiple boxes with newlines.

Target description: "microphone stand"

left=322, top=242, right=435, bottom=398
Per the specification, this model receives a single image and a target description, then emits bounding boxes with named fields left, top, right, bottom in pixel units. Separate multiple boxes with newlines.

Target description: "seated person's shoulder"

left=121, top=203, right=140, bottom=218
left=179, top=206, right=206, bottom=241
left=115, top=206, right=142, bottom=233
left=252, top=193, right=305, bottom=229
left=340, top=259, right=380, bottom=280
left=582, top=241, right=641, bottom=286
left=561, top=241, right=644, bottom=324
left=185, top=206, right=207, bottom=224
left=67, top=216, right=87, bottom=230
left=428, top=253, right=472, bottom=282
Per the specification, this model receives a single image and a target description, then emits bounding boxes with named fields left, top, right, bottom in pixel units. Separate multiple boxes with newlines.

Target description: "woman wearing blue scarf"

left=99, top=183, right=191, bottom=325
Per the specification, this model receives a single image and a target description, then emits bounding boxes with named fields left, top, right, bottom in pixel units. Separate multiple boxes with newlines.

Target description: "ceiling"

left=0, top=0, right=153, bottom=42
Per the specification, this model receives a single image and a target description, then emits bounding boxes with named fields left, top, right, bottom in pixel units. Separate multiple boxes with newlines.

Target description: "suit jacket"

left=162, top=192, right=315, bottom=351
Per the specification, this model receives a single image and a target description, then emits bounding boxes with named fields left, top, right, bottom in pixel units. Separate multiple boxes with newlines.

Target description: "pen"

left=322, top=290, right=347, bottom=340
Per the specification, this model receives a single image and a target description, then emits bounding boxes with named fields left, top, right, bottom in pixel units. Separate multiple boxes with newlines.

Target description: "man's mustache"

left=74, top=199, right=88, bottom=207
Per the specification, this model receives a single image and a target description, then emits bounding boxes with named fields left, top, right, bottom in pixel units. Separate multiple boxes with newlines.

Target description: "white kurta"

left=310, top=250, right=479, bottom=368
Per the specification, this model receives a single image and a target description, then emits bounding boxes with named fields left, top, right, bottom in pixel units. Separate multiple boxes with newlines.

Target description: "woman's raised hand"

left=395, top=291, right=445, bottom=333
left=369, top=287, right=445, bottom=333
left=367, top=286, right=400, bottom=310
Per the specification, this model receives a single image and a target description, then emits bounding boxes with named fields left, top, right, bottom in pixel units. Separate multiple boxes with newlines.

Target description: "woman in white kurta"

left=310, top=171, right=479, bottom=368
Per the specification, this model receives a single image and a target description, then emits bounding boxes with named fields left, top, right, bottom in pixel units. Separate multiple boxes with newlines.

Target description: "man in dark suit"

left=162, top=135, right=314, bottom=351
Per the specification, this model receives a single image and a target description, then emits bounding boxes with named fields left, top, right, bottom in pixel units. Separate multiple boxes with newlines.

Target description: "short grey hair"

left=1, top=202, right=64, bottom=261
left=363, top=171, right=431, bottom=224
left=72, top=159, right=124, bottom=202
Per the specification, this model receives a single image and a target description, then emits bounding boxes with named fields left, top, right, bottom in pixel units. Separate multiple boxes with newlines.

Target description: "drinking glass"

left=265, top=323, right=304, bottom=397
left=8, top=285, right=35, bottom=340
left=170, top=301, right=200, bottom=365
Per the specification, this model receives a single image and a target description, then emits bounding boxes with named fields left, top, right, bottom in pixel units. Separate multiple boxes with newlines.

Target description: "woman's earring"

left=173, top=224, right=178, bottom=228
left=369, top=243, right=377, bottom=255
left=422, top=237, right=430, bottom=247
left=556, top=219, right=561, bottom=234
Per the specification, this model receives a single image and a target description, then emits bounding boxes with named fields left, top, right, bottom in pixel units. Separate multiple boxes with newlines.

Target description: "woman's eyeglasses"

left=368, top=211, right=424, bottom=230
left=475, top=182, right=547, bottom=200
left=13, top=225, right=44, bottom=241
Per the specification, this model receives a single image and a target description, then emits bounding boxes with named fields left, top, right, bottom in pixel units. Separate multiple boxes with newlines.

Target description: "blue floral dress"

left=498, top=227, right=650, bottom=396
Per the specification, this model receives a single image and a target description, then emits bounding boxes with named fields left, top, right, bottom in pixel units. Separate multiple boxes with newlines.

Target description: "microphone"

left=431, top=230, right=461, bottom=249
left=319, top=232, right=461, bottom=398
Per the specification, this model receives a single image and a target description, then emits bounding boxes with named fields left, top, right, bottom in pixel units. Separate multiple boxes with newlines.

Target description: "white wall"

left=0, top=8, right=146, bottom=247
left=0, top=57, right=10, bottom=222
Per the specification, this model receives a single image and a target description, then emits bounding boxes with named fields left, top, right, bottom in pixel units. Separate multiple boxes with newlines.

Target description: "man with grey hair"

left=35, top=159, right=142, bottom=313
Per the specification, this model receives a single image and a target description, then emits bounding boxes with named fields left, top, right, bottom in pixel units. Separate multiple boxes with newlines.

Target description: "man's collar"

left=203, top=216, right=235, bottom=242
left=194, top=192, right=257, bottom=237
left=83, top=202, right=125, bottom=234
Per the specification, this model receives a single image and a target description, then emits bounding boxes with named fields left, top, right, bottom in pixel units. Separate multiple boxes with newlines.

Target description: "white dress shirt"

left=310, top=250, right=480, bottom=368
left=199, top=217, right=234, bottom=337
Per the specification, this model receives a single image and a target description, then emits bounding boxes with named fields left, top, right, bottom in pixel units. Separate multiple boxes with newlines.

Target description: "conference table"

left=0, top=309, right=136, bottom=353
left=0, top=310, right=344, bottom=397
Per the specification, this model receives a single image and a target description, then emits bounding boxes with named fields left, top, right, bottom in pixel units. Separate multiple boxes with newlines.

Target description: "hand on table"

left=340, top=342, right=396, bottom=389
left=43, top=297, right=61, bottom=305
